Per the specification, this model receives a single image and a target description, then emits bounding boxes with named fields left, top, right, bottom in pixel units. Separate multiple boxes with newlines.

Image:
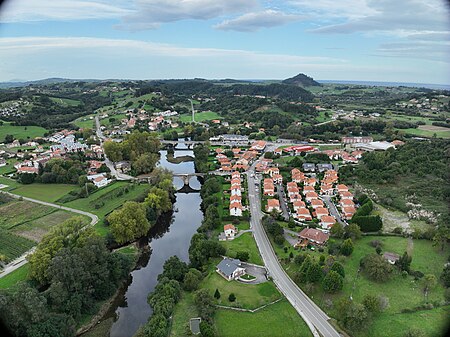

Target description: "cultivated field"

left=179, top=111, right=220, bottom=123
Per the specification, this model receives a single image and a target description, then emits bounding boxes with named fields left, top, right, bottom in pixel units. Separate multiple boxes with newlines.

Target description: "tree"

left=199, top=321, right=216, bottom=337
left=322, top=270, right=343, bottom=293
left=228, top=293, right=236, bottom=302
left=361, top=253, right=393, bottom=282
left=145, top=187, right=173, bottom=216
left=331, top=262, right=345, bottom=278
left=344, top=223, right=362, bottom=240
left=422, top=274, right=437, bottom=301
left=340, top=238, right=354, bottom=256
left=103, top=140, right=123, bottom=162
left=362, top=294, right=383, bottom=314
left=214, top=288, right=221, bottom=300
left=28, top=216, right=95, bottom=285
left=441, top=264, right=450, bottom=288
left=194, top=289, right=216, bottom=321
left=107, top=201, right=151, bottom=244
left=330, top=222, right=344, bottom=238
left=183, top=268, right=203, bottom=291
left=306, top=261, right=323, bottom=283
left=159, top=256, right=188, bottom=282
left=133, top=153, right=159, bottom=175
left=341, top=303, right=370, bottom=332
left=236, top=251, right=249, bottom=262
left=18, top=173, right=36, bottom=184
left=396, top=252, right=412, bottom=272
left=433, top=225, right=450, bottom=252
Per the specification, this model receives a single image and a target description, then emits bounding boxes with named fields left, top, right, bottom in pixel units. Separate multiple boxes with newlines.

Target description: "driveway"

left=321, top=195, right=347, bottom=227
left=239, top=263, right=268, bottom=284
left=276, top=183, right=290, bottom=221
left=283, top=228, right=299, bottom=247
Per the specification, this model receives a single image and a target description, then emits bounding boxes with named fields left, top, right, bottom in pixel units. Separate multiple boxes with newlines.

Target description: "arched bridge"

left=172, top=173, right=205, bottom=185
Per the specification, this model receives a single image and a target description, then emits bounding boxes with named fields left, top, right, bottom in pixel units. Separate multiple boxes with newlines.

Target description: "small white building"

left=224, top=224, right=237, bottom=239
left=216, top=258, right=246, bottom=281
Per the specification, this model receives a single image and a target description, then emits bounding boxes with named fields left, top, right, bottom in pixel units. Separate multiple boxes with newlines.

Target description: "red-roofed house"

left=298, top=228, right=329, bottom=246
left=295, top=207, right=312, bottom=221
left=342, top=206, right=356, bottom=220
left=305, top=191, right=319, bottom=202
left=230, top=201, right=243, bottom=216
left=293, top=200, right=306, bottom=212
left=224, top=224, right=237, bottom=239
left=315, top=207, right=329, bottom=220
left=311, top=199, right=324, bottom=209
left=320, top=215, right=336, bottom=229
left=266, top=199, right=281, bottom=213
left=272, top=174, right=283, bottom=184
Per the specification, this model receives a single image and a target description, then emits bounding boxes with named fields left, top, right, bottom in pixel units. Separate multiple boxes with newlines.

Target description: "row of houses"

left=229, top=171, right=243, bottom=217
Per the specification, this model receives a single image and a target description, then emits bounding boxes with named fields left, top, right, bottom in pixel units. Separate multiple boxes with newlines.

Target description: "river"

left=108, top=142, right=203, bottom=337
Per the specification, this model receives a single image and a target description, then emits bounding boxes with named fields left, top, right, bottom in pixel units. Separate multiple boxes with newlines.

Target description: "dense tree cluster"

left=1, top=219, right=133, bottom=337
left=103, top=130, right=160, bottom=175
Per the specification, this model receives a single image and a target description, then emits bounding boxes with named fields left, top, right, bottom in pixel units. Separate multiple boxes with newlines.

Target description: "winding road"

left=247, top=160, right=341, bottom=337
left=0, top=191, right=98, bottom=279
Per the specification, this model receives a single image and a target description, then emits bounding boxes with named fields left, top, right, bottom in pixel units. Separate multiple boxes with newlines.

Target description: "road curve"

left=0, top=192, right=99, bottom=278
left=247, top=163, right=341, bottom=337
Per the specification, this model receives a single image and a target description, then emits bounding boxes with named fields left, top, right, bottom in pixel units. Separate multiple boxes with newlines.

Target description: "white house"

left=229, top=201, right=243, bottom=216
left=224, top=224, right=237, bottom=239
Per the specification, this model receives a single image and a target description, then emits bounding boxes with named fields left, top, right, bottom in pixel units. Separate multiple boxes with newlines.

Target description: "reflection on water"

left=108, top=144, right=203, bottom=337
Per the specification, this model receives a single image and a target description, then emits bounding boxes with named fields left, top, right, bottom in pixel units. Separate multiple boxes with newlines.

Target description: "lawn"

left=221, top=232, right=263, bottom=265
left=201, top=271, right=281, bottom=310
left=281, top=236, right=449, bottom=337
left=100, top=113, right=127, bottom=126
left=0, top=264, right=30, bottom=289
left=215, top=299, right=312, bottom=337
left=179, top=111, right=220, bottom=123
left=0, top=121, right=47, bottom=142
left=12, top=183, right=77, bottom=203
left=169, top=291, right=198, bottom=337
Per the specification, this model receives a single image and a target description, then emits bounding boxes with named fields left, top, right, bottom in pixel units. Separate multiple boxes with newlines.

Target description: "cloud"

left=0, top=0, right=132, bottom=22
left=375, top=40, right=450, bottom=63
left=288, top=0, right=377, bottom=20
left=118, top=0, right=258, bottom=31
left=214, top=10, right=302, bottom=32
left=305, top=0, right=449, bottom=34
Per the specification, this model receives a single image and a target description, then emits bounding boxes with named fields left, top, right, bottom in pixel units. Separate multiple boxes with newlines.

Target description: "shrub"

left=353, top=215, right=383, bottom=232
left=228, top=293, right=236, bottom=302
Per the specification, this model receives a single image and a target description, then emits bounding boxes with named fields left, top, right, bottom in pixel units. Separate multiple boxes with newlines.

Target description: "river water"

left=109, top=143, right=202, bottom=337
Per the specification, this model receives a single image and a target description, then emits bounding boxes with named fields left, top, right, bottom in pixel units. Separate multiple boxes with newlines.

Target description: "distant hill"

left=0, top=78, right=105, bottom=89
left=282, top=73, right=321, bottom=87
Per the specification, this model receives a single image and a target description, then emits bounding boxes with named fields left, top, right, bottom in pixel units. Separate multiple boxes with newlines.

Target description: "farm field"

left=397, top=127, right=450, bottom=138
left=0, top=200, right=55, bottom=230
left=12, top=183, right=77, bottom=203
left=100, top=113, right=127, bottom=126
left=179, top=111, right=220, bottom=123
left=215, top=299, right=312, bottom=337
left=0, top=229, right=35, bottom=262
left=280, top=235, right=449, bottom=337
left=0, top=121, right=47, bottom=142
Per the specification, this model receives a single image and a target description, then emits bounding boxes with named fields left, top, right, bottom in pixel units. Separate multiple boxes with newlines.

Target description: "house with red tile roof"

left=266, top=199, right=281, bottom=213
left=230, top=201, right=243, bottom=216
left=311, top=199, right=324, bottom=209
left=342, top=206, right=356, bottom=220
left=295, top=207, right=312, bottom=221
left=320, top=215, right=337, bottom=229
left=298, top=228, right=329, bottom=246
left=336, top=184, right=349, bottom=193
left=224, top=224, right=237, bottom=239
left=315, top=207, right=329, bottom=220
left=305, top=191, right=319, bottom=202
left=293, top=200, right=306, bottom=212
left=272, top=174, right=283, bottom=184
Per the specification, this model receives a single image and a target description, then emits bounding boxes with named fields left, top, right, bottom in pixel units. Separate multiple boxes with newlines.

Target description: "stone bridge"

left=172, top=173, right=205, bottom=185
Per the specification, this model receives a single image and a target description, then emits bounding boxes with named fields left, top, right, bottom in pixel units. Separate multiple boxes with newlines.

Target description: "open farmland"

left=0, top=121, right=47, bottom=142
left=0, top=229, right=35, bottom=263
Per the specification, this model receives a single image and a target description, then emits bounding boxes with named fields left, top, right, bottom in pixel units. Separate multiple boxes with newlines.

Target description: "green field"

left=12, top=183, right=77, bottom=203
left=100, top=113, right=128, bottom=126
left=281, top=236, right=449, bottom=337
left=72, top=115, right=95, bottom=129
left=0, top=121, right=47, bottom=142
left=397, top=127, right=450, bottom=139
left=221, top=232, right=263, bottom=265
left=49, top=97, right=81, bottom=107
left=202, top=270, right=281, bottom=310
left=215, top=299, right=312, bottom=337
left=179, top=111, right=220, bottom=123
left=0, top=200, right=55, bottom=230
left=0, top=264, right=30, bottom=289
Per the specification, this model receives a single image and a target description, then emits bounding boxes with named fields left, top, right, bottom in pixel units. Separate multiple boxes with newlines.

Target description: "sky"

left=0, top=0, right=449, bottom=84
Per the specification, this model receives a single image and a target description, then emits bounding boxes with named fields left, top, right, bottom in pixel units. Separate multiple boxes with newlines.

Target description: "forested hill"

left=282, top=73, right=321, bottom=87
left=136, top=80, right=315, bottom=102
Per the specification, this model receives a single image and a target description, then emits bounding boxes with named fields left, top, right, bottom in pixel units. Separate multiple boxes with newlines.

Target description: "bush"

left=228, top=293, right=236, bottom=302
left=353, top=215, right=383, bottom=232
left=235, top=251, right=249, bottom=262
left=361, top=253, right=393, bottom=282
left=409, top=270, right=424, bottom=280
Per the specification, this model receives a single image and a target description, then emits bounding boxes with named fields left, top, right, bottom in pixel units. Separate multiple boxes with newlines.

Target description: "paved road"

left=0, top=192, right=99, bottom=278
left=321, top=195, right=347, bottom=227
left=247, top=161, right=341, bottom=337
left=95, top=116, right=135, bottom=181
left=276, top=183, right=290, bottom=221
